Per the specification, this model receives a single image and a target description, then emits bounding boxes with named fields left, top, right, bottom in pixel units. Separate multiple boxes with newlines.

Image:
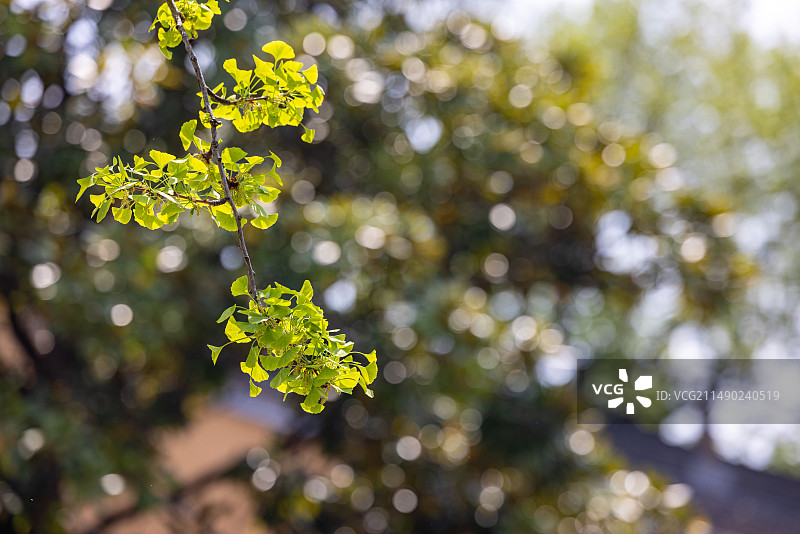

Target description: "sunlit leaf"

left=96, top=199, right=112, bottom=222
left=250, top=213, right=278, bottom=229
left=208, top=344, right=223, bottom=365
left=211, top=203, right=238, bottom=231
left=301, top=387, right=325, bottom=413
left=76, top=176, right=94, bottom=201
left=300, top=280, right=313, bottom=300
left=225, top=316, right=249, bottom=343
left=241, top=345, right=270, bottom=381
left=262, top=40, right=294, bottom=61
left=216, top=304, right=237, bottom=323
left=179, top=120, right=197, bottom=150
left=301, top=125, right=315, bottom=143
left=231, top=275, right=249, bottom=297
left=302, top=64, right=318, bottom=84
left=149, top=150, right=175, bottom=169
left=221, top=146, right=247, bottom=165
left=112, top=206, right=132, bottom=224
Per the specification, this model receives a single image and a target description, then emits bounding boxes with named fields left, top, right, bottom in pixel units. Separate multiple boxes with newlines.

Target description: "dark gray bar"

left=576, top=359, right=800, bottom=424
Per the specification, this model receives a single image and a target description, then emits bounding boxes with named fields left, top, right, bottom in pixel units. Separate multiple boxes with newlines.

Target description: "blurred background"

left=2, top=0, right=800, bottom=532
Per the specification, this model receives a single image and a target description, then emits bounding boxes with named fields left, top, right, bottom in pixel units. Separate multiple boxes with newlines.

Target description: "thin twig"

left=165, top=0, right=258, bottom=302
left=130, top=184, right=228, bottom=207
left=205, top=85, right=284, bottom=107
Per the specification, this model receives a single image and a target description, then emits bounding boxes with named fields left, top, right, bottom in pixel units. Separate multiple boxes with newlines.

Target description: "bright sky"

left=469, top=0, right=800, bottom=49
left=740, top=0, right=800, bottom=48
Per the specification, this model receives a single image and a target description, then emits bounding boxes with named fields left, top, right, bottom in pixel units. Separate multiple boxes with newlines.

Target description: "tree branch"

left=165, top=0, right=258, bottom=302
left=205, top=85, right=285, bottom=108
left=205, top=87, right=236, bottom=105
left=130, top=184, right=228, bottom=207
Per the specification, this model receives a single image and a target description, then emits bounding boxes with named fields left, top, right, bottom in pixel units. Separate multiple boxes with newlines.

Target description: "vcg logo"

left=592, top=369, right=653, bottom=415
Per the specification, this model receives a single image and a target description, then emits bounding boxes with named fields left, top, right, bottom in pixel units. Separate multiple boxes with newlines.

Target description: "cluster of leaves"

left=210, top=278, right=377, bottom=413
left=75, top=0, right=373, bottom=411
left=150, top=0, right=225, bottom=59
left=75, top=122, right=282, bottom=232
left=206, top=42, right=325, bottom=136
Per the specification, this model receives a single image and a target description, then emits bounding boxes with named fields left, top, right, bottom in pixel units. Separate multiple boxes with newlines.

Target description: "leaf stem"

left=130, top=184, right=228, bottom=206
left=206, top=85, right=287, bottom=107
left=165, top=0, right=258, bottom=302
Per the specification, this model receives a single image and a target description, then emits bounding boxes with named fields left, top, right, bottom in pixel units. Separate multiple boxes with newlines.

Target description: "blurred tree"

left=247, top=4, right=733, bottom=533
left=2, top=0, right=798, bottom=532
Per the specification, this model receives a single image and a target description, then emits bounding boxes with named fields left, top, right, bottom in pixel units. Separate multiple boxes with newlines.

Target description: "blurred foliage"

left=1, top=0, right=798, bottom=532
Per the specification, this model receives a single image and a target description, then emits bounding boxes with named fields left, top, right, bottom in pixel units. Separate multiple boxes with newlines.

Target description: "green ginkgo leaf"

left=216, top=304, right=237, bottom=323
left=231, top=275, right=248, bottom=297
left=250, top=213, right=278, bottom=230
left=301, top=125, right=315, bottom=143
left=112, top=206, right=132, bottom=224
left=262, top=40, right=294, bottom=61
left=208, top=344, right=223, bottom=365
left=179, top=120, right=197, bottom=150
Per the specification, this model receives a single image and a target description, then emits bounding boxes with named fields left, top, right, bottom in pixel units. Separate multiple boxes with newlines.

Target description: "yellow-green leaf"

left=76, top=176, right=94, bottom=201
left=208, top=344, right=223, bottom=365
left=363, top=350, right=378, bottom=383
left=231, top=275, right=249, bottom=297
left=96, top=199, right=112, bottom=222
left=253, top=55, right=275, bottom=80
left=112, top=206, right=132, bottom=224
left=133, top=203, right=164, bottom=230
left=262, top=40, right=294, bottom=61
left=179, top=120, right=197, bottom=150
left=222, top=147, right=247, bottom=165
left=216, top=304, right=237, bottom=323
left=249, top=379, right=262, bottom=397
left=241, top=345, right=270, bottom=381
left=300, top=280, right=313, bottom=300
left=301, top=125, right=315, bottom=143
left=150, top=150, right=175, bottom=169
left=301, top=387, right=325, bottom=413
left=206, top=0, right=221, bottom=15
left=159, top=202, right=184, bottom=225
left=89, top=193, right=105, bottom=209
left=259, top=347, right=295, bottom=371
left=223, top=58, right=252, bottom=88
left=250, top=213, right=278, bottom=230
left=302, top=64, right=318, bottom=84
left=211, top=203, right=238, bottom=231
left=333, top=369, right=360, bottom=391
left=225, top=316, right=250, bottom=343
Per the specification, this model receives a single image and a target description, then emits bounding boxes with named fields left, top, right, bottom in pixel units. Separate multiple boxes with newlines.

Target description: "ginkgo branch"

left=78, top=0, right=377, bottom=412
left=206, top=85, right=291, bottom=108
left=165, top=0, right=258, bottom=302
left=129, top=183, right=229, bottom=207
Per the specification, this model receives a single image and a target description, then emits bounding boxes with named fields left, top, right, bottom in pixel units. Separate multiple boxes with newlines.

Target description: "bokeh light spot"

left=489, top=203, right=516, bottom=231
left=392, top=488, right=418, bottom=513
left=313, top=240, right=341, bottom=265
left=110, top=304, right=133, bottom=327
left=324, top=279, right=356, bottom=313
left=396, top=436, right=422, bottom=461
left=569, top=430, right=595, bottom=456
left=31, top=262, right=61, bottom=289
left=100, top=474, right=126, bottom=496
left=223, top=8, right=247, bottom=31
left=304, top=32, right=326, bottom=56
